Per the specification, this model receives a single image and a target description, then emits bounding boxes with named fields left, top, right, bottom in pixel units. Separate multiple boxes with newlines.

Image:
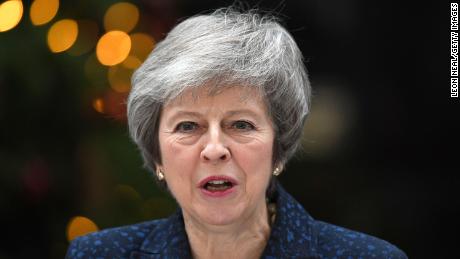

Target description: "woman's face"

left=158, top=86, right=275, bottom=226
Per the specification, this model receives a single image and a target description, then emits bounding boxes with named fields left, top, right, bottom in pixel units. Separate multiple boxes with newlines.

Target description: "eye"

left=232, top=120, right=255, bottom=131
left=175, top=121, right=198, bottom=133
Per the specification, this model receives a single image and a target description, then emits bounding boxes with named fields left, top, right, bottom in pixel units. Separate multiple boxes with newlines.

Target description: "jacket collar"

left=131, top=210, right=192, bottom=258
left=260, top=183, right=319, bottom=258
left=131, top=183, right=318, bottom=258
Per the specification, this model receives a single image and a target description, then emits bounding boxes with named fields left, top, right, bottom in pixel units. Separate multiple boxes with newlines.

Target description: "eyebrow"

left=166, top=109, right=262, bottom=125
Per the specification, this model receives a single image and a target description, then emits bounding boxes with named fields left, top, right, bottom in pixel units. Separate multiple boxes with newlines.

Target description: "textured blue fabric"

left=66, top=184, right=407, bottom=258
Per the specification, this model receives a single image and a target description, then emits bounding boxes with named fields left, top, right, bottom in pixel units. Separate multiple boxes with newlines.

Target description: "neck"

left=183, top=202, right=271, bottom=259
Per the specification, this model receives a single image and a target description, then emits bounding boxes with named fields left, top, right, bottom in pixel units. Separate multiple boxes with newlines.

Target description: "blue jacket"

left=66, top=184, right=407, bottom=258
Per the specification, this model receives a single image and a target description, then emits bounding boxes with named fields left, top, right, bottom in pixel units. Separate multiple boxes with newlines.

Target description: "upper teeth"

left=209, top=180, right=226, bottom=184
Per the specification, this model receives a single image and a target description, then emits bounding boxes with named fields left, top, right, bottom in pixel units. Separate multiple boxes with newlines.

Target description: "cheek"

left=159, top=141, right=198, bottom=200
left=160, top=136, right=196, bottom=165
left=235, top=139, right=274, bottom=178
left=159, top=138, right=198, bottom=186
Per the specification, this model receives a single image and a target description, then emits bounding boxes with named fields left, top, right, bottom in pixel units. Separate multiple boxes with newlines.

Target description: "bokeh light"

left=101, top=90, right=128, bottom=121
left=47, top=19, right=78, bottom=53
left=0, top=0, right=23, bottom=32
left=103, top=2, right=139, bottom=33
left=122, top=33, right=155, bottom=69
left=129, top=33, right=155, bottom=61
left=67, top=20, right=99, bottom=56
left=108, top=65, right=133, bottom=93
left=30, top=0, right=59, bottom=26
left=302, top=86, right=355, bottom=157
left=96, top=30, right=131, bottom=66
left=92, top=98, right=104, bottom=113
left=66, top=216, right=99, bottom=241
left=122, top=55, right=142, bottom=69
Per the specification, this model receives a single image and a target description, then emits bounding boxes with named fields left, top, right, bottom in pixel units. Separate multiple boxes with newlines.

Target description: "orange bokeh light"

left=66, top=216, right=99, bottom=242
left=123, top=33, right=155, bottom=69
left=103, top=2, right=139, bottom=33
left=122, top=55, right=142, bottom=70
left=96, top=30, right=131, bottom=66
left=92, top=98, right=104, bottom=113
left=30, top=0, right=59, bottom=26
left=108, top=65, right=133, bottom=93
left=47, top=19, right=78, bottom=53
left=0, top=0, right=23, bottom=32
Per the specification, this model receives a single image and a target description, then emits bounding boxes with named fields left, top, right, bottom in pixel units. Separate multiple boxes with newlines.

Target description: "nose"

left=200, top=125, right=231, bottom=164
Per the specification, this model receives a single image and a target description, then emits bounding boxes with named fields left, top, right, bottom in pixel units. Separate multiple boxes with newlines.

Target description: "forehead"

left=165, top=85, right=267, bottom=109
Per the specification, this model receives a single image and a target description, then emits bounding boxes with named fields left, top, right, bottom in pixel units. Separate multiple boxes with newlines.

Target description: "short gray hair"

left=128, top=7, right=311, bottom=177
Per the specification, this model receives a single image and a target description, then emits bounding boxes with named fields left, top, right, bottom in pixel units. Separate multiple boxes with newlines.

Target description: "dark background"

left=0, top=0, right=456, bottom=258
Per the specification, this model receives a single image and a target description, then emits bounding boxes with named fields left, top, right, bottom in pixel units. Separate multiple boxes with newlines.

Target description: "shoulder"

left=267, top=183, right=408, bottom=258
left=65, top=219, right=166, bottom=258
left=314, top=220, right=408, bottom=259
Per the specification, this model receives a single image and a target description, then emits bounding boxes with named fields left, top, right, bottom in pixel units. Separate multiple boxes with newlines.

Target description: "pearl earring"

left=156, top=168, right=164, bottom=181
left=273, top=167, right=282, bottom=176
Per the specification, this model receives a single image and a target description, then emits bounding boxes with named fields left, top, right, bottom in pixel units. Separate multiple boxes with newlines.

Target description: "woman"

left=66, top=8, right=407, bottom=258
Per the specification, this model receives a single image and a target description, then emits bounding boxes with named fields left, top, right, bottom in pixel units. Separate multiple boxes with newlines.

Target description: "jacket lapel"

left=129, top=209, right=192, bottom=259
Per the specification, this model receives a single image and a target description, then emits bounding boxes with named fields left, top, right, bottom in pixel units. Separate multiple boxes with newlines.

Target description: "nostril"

left=200, top=143, right=231, bottom=162
left=202, top=153, right=228, bottom=162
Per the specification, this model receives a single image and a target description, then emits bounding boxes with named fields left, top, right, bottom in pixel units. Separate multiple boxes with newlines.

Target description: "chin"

left=198, top=206, right=243, bottom=226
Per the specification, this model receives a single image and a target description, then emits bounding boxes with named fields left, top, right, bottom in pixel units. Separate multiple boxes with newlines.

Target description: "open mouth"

left=203, top=180, right=234, bottom=192
left=199, top=176, right=237, bottom=193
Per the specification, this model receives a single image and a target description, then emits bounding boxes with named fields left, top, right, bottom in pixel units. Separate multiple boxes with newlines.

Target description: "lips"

left=198, top=175, right=238, bottom=193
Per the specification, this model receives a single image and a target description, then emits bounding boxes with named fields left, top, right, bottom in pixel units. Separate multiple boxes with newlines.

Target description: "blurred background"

left=0, top=0, right=456, bottom=258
